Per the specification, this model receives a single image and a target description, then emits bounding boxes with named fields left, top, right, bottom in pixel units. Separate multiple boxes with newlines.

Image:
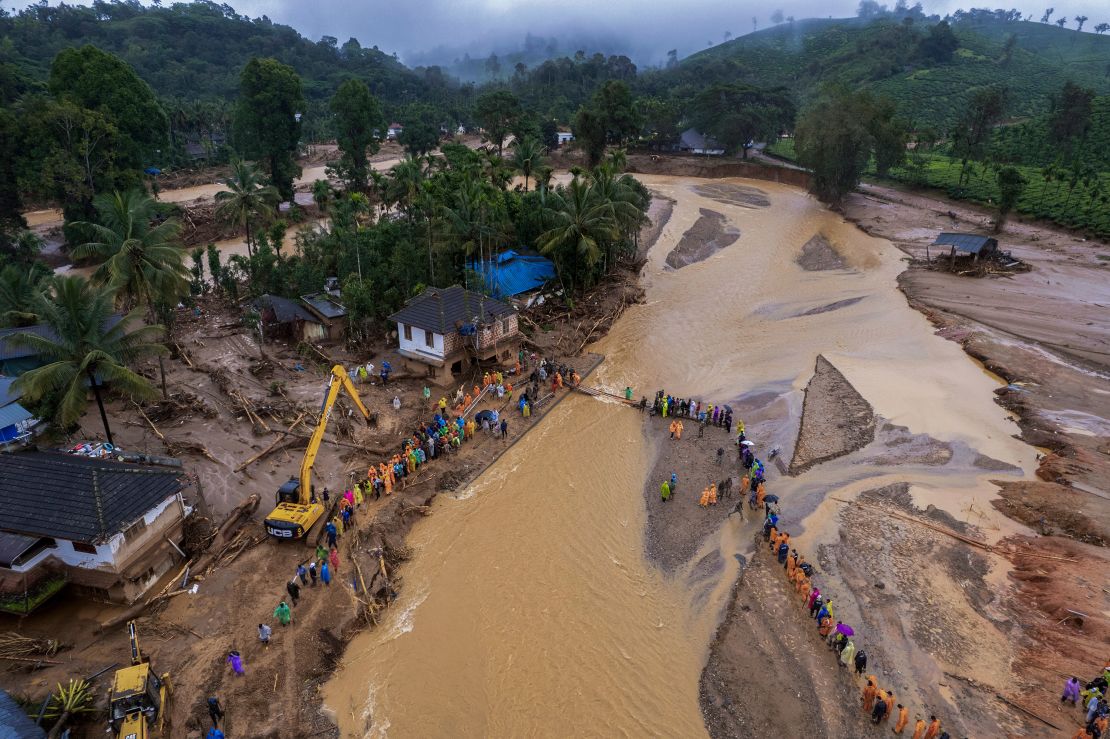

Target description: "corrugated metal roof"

left=0, top=378, right=19, bottom=405
left=0, top=403, right=31, bottom=429
left=0, top=688, right=46, bottom=738
left=0, top=452, right=183, bottom=543
left=932, top=233, right=998, bottom=254
left=253, top=295, right=318, bottom=324
left=388, top=286, right=514, bottom=335
left=466, top=250, right=556, bottom=298
left=0, top=531, right=44, bottom=568
left=301, top=293, right=347, bottom=320
left=0, top=316, right=124, bottom=363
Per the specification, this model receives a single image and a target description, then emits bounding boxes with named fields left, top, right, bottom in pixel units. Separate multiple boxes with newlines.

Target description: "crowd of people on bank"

left=651, top=397, right=964, bottom=738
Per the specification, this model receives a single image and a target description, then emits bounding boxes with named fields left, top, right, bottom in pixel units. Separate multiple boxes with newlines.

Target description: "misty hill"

left=406, top=32, right=642, bottom=84
left=653, top=12, right=1110, bottom=127
left=0, top=1, right=425, bottom=104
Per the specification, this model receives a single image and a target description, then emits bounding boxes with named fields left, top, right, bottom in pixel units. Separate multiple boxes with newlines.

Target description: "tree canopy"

left=232, top=57, right=305, bottom=201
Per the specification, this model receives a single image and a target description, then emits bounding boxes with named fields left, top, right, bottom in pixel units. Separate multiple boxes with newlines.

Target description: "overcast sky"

left=10, top=0, right=1110, bottom=64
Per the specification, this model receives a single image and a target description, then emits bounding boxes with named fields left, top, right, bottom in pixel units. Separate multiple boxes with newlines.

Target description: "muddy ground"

left=788, top=355, right=876, bottom=474
left=840, top=182, right=1110, bottom=735
left=796, top=233, right=849, bottom=272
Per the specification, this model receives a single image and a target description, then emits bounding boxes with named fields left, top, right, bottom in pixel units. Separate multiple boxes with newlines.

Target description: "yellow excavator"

left=108, top=621, right=170, bottom=738
left=264, top=365, right=371, bottom=539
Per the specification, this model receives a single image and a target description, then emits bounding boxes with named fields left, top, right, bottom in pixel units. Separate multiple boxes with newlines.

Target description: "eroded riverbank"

left=323, top=176, right=1043, bottom=737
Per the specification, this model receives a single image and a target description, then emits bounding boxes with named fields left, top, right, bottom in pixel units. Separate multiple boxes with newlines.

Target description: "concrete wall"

left=397, top=322, right=445, bottom=360
left=0, top=493, right=186, bottom=603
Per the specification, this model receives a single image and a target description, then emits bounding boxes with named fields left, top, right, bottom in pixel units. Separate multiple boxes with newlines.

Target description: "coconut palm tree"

left=0, top=265, right=47, bottom=327
left=590, top=165, right=649, bottom=266
left=509, top=137, right=547, bottom=191
left=11, top=276, right=166, bottom=444
left=215, top=159, right=279, bottom=258
left=71, top=189, right=190, bottom=312
left=384, top=155, right=427, bottom=222
left=537, top=177, right=618, bottom=290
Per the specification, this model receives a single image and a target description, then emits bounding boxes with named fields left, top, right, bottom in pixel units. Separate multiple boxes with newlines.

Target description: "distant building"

left=389, top=286, right=518, bottom=383
left=300, top=293, right=348, bottom=342
left=931, top=233, right=1000, bottom=264
left=253, top=294, right=348, bottom=344
left=677, top=128, right=725, bottom=156
left=556, top=130, right=575, bottom=146
left=387, top=122, right=404, bottom=140
left=0, top=452, right=188, bottom=607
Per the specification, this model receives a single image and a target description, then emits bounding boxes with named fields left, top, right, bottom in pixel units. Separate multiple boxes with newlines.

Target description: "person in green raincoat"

left=661, top=480, right=671, bottom=502
left=274, top=600, right=292, bottom=626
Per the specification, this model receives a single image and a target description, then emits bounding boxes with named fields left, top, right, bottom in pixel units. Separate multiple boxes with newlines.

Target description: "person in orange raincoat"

left=862, top=679, right=877, bottom=713
left=755, top=483, right=766, bottom=507
left=482, top=372, right=491, bottom=387
left=818, top=615, right=833, bottom=637
left=555, top=372, right=564, bottom=389
left=707, top=483, right=717, bottom=505
left=883, top=692, right=896, bottom=724
left=741, top=474, right=750, bottom=493
left=463, top=393, right=472, bottom=408
left=675, top=421, right=684, bottom=439
left=699, top=487, right=710, bottom=507
left=910, top=718, right=926, bottom=739
left=923, top=717, right=941, bottom=739
left=794, top=569, right=808, bottom=595
left=669, top=421, right=678, bottom=439
left=893, top=704, right=909, bottom=734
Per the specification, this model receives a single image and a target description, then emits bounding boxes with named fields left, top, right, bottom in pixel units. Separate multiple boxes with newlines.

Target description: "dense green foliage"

left=232, top=57, right=304, bottom=200
left=329, top=79, right=384, bottom=191
left=651, top=13, right=1110, bottom=129
left=0, top=1, right=422, bottom=104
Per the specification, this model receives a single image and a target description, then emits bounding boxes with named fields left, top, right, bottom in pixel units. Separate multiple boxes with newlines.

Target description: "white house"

left=389, top=285, right=519, bottom=383
left=387, top=122, right=404, bottom=140
left=556, top=130, right=575, bottom=146
left=0, top=452, right=188, bottom=608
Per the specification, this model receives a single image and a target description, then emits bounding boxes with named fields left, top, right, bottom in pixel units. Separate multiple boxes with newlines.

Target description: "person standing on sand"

left=669, top=420, right=676, bottom=439
left=871, top=690, right=889, bottom=724
left=274, top=601, right=291, bottom=626
left=1063, top=678, right=1083, bottom=706
left=227, top=650, right=244, bottom=675
left=675, top=421, right=684, bottom=439
left=286, top=579, right=300, bottom=606
left=661, top=480, right=671, bottom=502
left=862, top=679, right=877, bottom=713
left=854, top=648, right=867, bottom=675
left=500, top=419, right=508, bottom=439
left=924, top=716, right=941, bottom=739
left=207, top=697, right=224, bottom=728
left=893, top=704, right=909, bottom=734
left=625, top=386, right=633, bottom=400
left=321, top=561, right=332, bottom=585
left=258, top=623, right=271, bottom=647
left=329, top=546, right=340, bottom=573
left=839, top=640, right=856, bottom=669
left=911, top=718, right=927, bottom=739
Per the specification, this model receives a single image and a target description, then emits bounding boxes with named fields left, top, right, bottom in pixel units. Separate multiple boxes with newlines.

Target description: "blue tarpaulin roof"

left=466, top=250, right=556, bottom=299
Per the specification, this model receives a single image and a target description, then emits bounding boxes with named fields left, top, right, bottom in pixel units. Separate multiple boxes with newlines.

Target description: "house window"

left=425, top=331, right=435, bottom=348
left=501, top=318, right=510, bottom=334
left=123, top=518, right=148, bottom=543
left=72, top=541, right=97, bottom=554
left=403, top=324, right=412, bottom=341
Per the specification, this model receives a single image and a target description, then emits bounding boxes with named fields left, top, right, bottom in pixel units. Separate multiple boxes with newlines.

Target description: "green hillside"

left=0, top=1, right=428, bottom=105
left=645, top=14, right=1110, bottom=129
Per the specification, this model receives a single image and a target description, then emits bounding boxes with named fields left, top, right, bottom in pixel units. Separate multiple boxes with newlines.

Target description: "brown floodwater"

left=323, top=177, right=1037, bottom=737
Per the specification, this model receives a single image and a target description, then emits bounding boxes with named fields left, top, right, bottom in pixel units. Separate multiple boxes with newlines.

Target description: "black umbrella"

left=763, top=494, right=780, bottom=504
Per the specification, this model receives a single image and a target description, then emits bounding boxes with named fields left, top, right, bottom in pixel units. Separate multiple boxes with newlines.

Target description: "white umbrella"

left=740, top=440, right=755, bottom=447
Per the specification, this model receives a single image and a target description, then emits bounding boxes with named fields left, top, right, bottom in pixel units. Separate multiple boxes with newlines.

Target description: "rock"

left=874, top=582, right=885, bottom=589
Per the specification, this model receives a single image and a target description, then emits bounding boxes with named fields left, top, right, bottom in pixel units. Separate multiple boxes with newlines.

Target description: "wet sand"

left=789, top=355, right=876, bottom=474
left=665, top=207, right=740, bottom=269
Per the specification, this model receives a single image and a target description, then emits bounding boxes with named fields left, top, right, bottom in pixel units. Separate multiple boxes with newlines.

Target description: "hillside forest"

left=2, top=0, right=1110, bottom=430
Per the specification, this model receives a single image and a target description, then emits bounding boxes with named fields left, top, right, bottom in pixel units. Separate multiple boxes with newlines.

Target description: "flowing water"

left=323, top=177, right=1037, bottom=737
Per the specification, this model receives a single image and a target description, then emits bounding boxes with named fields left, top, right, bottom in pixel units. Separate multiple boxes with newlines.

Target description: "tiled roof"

left=0, top=688, right=45, bottom=737
left=254, top=295, right=318, bottom=324
left=0, top=452, right=183, bottom=544
left=388, top=285, right=514, bottom=335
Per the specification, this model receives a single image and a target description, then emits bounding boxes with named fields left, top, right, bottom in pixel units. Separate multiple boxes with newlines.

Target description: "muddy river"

left=323, top=177, right=1037, bottom=737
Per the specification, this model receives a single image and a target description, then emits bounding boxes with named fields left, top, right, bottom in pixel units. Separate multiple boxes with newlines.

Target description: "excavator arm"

left=297, top=365, right=372, bottom=505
